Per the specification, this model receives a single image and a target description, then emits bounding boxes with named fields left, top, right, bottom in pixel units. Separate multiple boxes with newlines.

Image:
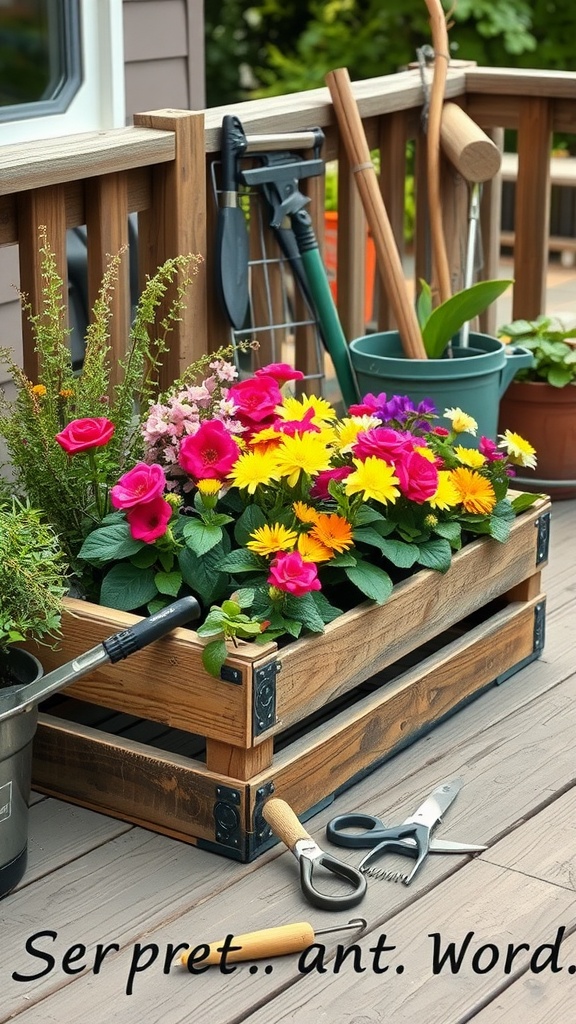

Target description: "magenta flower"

left=255, top=362, right=305, bottom=384
left=353, top=427, right=415, bottom=461
left=275, top=407, right=320, bottom=437
left=310, top=466, right=353, bottom=500
left=126, top=496, right=172, bottom=543
left=479, top=436, right=505, bottom=462
left=347, top=392, right=386, bottom=417
left=268, top=551, right=321, bottom=597
left=227, top=375, right=283, bottom=427
left=394, top=450, right=439, bottom=503
left=178, top=419, right=239, bottom=480
left=55, top=417, right=115, bottom=454
left=110, top=463, right=166, bottom=509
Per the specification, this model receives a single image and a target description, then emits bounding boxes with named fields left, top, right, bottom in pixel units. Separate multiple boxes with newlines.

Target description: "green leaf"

left=99, top=564, right=158, bottom=610
left=130, top=546, right=159, bottom=569
left=344, top=561, right=394, bottom=604
left=147, top=597, right=168, bottom=615
left=283, top=593, right=326, bottom=633
left=210, top=512, right=235, bottom=528
left=201, top=637, right=230, bottom=678
left=353, top=526, right=392, bottom=552
left=78, top=523, right=144, bottom=564
left=230, top=587, right=255, bottom=608
left=416, top=538, right=453, bottom=573
left=511, top=492, right=543, bottom=513
left=324, top=551, right=357, bottom=567
left=353, top=505, right=388, bottom=527
left=234, top=504, right=267, bottom=545
left=422, top=280, right=513, bottom=358
left=547, top=365, right=573, bottom=387
left=217, top=549, right=267, bottom=574
left=178, top=545, right=228, bottom=605
left=432, top=520, right=462, bottom=547
left=183, top=518, right=223, bottom=556
left=310, top=590, right=342, bottom=623
left=416, top=278, right=433, bottom=328
left=377, top=536, right=420, bottom=569
left=154, top=570, right=182, bottom=597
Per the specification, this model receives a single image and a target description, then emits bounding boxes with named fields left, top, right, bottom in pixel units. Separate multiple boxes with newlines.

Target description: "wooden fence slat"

left=16, top=184, right=68, bottom=381
left=133, top=109, right=208, bottom=388
left=512, top=98, right=553, bottom=320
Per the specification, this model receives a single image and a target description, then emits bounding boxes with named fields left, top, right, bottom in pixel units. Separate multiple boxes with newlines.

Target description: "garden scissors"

left=326, top=779, right=486, bottom=886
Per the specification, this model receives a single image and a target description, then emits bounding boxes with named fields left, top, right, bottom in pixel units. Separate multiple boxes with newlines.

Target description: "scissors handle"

left=326, top=813, right=387, bottom=849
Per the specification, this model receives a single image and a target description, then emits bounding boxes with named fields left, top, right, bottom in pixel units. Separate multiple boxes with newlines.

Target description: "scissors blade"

left=403, top=779, right=463, bottom=831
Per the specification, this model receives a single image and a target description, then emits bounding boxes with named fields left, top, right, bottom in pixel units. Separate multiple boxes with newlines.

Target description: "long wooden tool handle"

left=423, top=0, right=452, bottom=303
left=181, top=922, right=315, bottom=967
left=325, top=67, right=427, bottom=361
left=262, top=798, right=313, bottom=850
left=440, top=103, right=501, bottom=184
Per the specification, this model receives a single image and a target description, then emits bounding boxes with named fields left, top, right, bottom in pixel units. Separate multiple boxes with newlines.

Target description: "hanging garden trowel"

left=215, top=115, right=250, bottom=330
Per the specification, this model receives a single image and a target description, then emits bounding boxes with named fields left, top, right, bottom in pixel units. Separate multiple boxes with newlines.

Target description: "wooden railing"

left=1, top=64, right=575, bottom=387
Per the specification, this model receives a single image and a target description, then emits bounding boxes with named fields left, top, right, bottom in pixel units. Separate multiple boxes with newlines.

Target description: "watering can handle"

left=0, top=596, right=200, bottom=722
left=499, top=345, right=534, bottom=396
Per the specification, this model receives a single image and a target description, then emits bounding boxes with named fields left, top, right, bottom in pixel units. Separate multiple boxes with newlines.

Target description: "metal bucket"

left=0, top=649, right=42, bottom=897
left=0, top=596, right=200, bottom=898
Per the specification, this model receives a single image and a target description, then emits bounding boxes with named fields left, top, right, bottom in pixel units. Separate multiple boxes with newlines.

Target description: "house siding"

left=0, top=0, right=205, bottom=390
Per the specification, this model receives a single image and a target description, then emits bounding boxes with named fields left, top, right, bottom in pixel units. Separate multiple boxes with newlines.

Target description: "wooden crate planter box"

left=30, top=498, right=550, bottom=861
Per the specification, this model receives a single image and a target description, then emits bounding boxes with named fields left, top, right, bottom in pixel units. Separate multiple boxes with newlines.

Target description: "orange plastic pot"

left=324, top=211, right=376, bottom=324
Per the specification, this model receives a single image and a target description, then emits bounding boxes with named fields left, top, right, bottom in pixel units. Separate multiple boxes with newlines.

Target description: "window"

left=0, top=0, right=125, bottom=142
left=0, top=0, right=82, bottom=121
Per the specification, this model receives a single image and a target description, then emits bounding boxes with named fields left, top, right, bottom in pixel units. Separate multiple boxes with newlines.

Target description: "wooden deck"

left=1, top=495, right=573, bottom=1023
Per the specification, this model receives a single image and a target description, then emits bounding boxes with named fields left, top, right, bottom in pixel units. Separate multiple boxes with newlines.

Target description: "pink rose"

left=255, top=362, right=305, bottom=384
left=227, top=375, right=283, bottom=427
left=353, top=427, right=415, bottom=461
left=395, top=450, right=439, bottom=503
left=55, top=417, right=115, bottom=454
left=310, top=466, right=352, bottom=500
left=178, top=419, right=239, bottom=480
left=110, top=463, right=166, bottom=509
left=126, top=496, right=172, bottom=543
left=268, top=551, right=321, bottom=597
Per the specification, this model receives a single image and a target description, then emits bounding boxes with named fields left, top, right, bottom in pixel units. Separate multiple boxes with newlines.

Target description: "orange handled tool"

left=180, top=918, right=366, bottom=967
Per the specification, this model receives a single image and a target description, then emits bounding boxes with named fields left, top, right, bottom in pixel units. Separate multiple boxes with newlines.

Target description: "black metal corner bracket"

left=535, top=511, right=551, bottom=566
left=213, top=784, right=242, bottom=852
left=252, top=660, right=280, bottom=736
left=533, top=599, right=546, bottom=653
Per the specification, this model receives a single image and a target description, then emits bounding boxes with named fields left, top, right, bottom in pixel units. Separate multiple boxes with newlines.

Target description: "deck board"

left=2, top=498, right=574, bottom=1023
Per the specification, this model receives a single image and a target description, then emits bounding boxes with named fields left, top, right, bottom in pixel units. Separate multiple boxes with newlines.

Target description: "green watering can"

left=348, top=331, right=533, bottom=443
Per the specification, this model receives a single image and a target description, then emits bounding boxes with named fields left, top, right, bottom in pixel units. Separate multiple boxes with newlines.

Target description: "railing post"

left=133, top=109, right=208, bottom=388
left=513, top=98, right=553, bottom=320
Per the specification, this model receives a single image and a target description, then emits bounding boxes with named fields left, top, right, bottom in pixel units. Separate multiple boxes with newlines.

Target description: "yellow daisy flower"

left=310, top=512, right=354, bottom=553
left=278, top=394, right=337, bottom=424
left=228, top=450, right=281, bottom=494
left=31, top=384, right=47, bottom=396
left=293, top=501, right=320, bottom=524
left=344, top=456, right=400, bottom=505
left=297, top=532, right=333, bottom=562
left=247, top=523, right=298, bottom=556
left=428, top=470, right=461, bottom=510
left=444, top=407, right=478, bottom=435
left=250, top=426, right=282, bottom=445
left=335, top=416, right=381, bottom=452
left=454, top=445, right=486, bottom=469
left=274, top=433, right=333, bottom=487
left=450, top=467, right=497, bottom=515
left=196, top=479, right=221, bottom=496
left=498, top=429, right=537, bottom=469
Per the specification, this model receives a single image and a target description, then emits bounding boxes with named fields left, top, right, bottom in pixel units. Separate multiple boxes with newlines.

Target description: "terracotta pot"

left=498, top=380, right=576, bottom=499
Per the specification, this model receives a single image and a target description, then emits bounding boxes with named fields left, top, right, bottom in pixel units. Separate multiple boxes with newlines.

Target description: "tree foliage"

left=205, top=0, right=576, bottom=107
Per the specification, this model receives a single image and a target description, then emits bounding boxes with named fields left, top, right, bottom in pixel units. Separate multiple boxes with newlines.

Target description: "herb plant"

left=498, top=316, right=576, bottom=387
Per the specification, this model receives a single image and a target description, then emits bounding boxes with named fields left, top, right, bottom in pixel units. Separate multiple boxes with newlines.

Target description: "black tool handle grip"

left=102, top=596, right=200, bottom=662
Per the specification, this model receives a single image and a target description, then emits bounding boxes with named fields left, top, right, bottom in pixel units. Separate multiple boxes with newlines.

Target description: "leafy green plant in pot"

left=0, top=496, right=68, bottom=897
left=497, top=315, right=576, bottom=498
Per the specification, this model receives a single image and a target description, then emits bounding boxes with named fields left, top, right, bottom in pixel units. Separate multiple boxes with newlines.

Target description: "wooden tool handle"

left=325, top=67, right=427, bottom=361
left=262, top=798, right=312, bottom=850
left=440, top=103, right=501, bottom=183
left=181, top=922, right=315, bottom=967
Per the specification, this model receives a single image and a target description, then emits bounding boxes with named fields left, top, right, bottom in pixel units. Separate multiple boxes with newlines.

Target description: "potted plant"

left=0, top=496, right=68, bottom=897
left=497, top=315, right=576, bottom=498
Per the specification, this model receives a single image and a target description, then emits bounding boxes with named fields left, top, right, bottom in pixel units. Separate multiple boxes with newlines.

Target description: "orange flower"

left=293, top=501, right=320, bottom=524
left=309, top=512, right=354, bottom=553
left=297, top=533, right=333, bottom=563
left=450, top=467, right=496, bottom=515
